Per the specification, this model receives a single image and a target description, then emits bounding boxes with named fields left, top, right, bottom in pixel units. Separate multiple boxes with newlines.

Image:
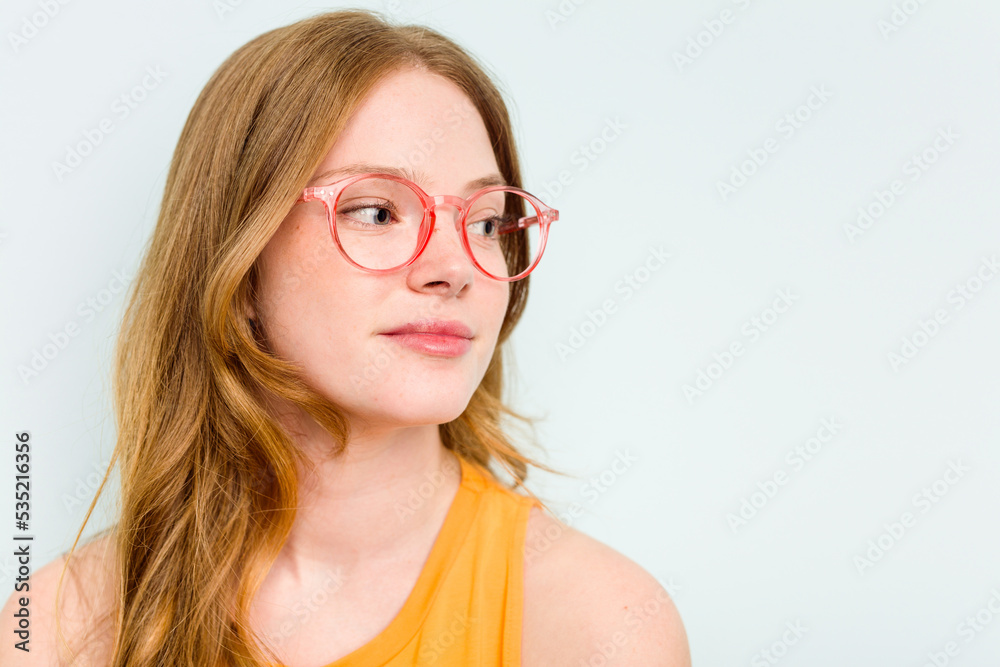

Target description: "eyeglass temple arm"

left=499, top=209, right=559, bottom=235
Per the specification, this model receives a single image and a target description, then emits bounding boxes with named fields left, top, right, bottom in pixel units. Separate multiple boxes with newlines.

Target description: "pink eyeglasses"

left=296, top=172, right=558, bottom=282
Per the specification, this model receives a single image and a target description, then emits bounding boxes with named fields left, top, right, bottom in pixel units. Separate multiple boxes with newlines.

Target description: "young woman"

left=3, top=10, right=689, bottom=666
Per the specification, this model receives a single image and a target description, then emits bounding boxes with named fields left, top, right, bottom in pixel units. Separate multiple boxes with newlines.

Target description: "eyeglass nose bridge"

left=409, top=194, right=478, bottom=275
left=424, top=193, right=471, bottom=232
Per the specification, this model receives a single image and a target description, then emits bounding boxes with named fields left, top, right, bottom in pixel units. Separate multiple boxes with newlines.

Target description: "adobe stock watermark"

left=843, top=126, right=958, bottom=244
left=61, top=457, right=112, bottom=513
left=683, top=288, right=798, bottom=404
left=213, top=0, right=249, bottom=19
left=852, top=459, right=969, bottom=575
left=0, top=555, right=25, bottom=589
left=578, top=449, right=637, bottom=504
left=392, top=454, right=461, bottom=522
left=51, top=66, right=168, bottom=182
left=524, top=449, right=638, bottom=565
left=17, top=268, right=133, bottom=384
left=887, top=254, right=997, bottom=372
left=717, top=85, right=833, bottom=201
left=537, top=117, right=627, bottom=204
left=544, top=0, right=591, bottom=30
left=750, top=620, right=808, bottom=667
left=656, top=576, right=682, bottom=599
left=727, top=417, right=844, bottom=534
left=7, top=0, right=72, bottom=53
left=672, top=0, right=760, bottom=73
left=261, top=568, right=346, bottom=649
left=418, top=609, right=470, bottom=664
left=555, top=246, right=670, bottom=361
left=877, top=0, right=932, bottom=39
left=916, top=588, right=1000, bottom=667
left=347, top=293, right=454, bottom=392
left=580, top=584, right=681, bottom=667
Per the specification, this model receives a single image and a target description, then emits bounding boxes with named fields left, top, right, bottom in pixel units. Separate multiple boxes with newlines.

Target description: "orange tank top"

left=292, top=454, right=543, bottom=667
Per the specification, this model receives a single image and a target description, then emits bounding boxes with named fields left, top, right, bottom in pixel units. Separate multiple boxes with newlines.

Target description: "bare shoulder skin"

left=0, top=534, right=117, bottom=666
left=521, top=507, right=691, bottom=666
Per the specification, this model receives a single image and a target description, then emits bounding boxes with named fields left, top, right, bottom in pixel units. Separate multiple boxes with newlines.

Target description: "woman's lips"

left=379, top=332, right=472, bottom=357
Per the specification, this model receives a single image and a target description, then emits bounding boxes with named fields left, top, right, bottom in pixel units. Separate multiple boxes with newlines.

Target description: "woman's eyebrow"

left=465, top=173, right=507, bottom=192
left=308, top=163, right=507, bottom=193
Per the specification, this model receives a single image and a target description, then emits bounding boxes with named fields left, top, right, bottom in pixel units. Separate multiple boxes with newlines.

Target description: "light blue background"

left=2, top=1, right=999, bottom=664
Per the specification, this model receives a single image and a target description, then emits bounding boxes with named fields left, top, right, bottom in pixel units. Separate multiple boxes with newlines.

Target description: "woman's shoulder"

left=0, top=533, right=117, bottom=666
left=521, top=506, right=691, bottom=667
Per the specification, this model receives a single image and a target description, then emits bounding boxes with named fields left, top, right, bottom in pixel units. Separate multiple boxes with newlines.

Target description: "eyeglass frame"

left=295, top=172, right=558, bottom=282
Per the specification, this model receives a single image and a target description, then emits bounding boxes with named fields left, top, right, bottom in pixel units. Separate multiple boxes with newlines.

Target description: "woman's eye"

left=468, top=217, right=500, bottom=237
left=343, top=206, right=394, bottom=226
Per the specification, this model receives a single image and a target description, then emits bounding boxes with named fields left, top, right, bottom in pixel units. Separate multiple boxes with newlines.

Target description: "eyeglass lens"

left=331, top=176, right=542, bottom=280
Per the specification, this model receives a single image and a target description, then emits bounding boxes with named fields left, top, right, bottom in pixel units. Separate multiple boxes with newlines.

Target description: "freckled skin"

left=252, top=67, right=510, bottom=435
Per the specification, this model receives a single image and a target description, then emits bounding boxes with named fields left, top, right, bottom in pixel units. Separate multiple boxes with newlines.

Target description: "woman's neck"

left=263, top=404, right=463, bottom=585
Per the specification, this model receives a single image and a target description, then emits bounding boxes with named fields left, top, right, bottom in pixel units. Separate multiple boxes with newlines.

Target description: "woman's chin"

left=327, top=387, right=473, bottom=430
left=371, top=401, right=470, bottom=428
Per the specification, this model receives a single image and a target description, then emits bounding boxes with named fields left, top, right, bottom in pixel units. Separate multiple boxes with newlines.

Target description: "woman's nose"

left=425, top=202, right=467, bottom=252
left=411, top=203, right=476, bottom=292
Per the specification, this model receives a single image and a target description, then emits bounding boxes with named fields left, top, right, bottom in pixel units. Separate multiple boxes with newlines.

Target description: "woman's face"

left=253, top=67, right=510, bottom=434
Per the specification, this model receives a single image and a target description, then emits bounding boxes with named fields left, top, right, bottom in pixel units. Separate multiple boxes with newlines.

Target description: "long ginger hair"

left=60, top=9, right=561, bottom=665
